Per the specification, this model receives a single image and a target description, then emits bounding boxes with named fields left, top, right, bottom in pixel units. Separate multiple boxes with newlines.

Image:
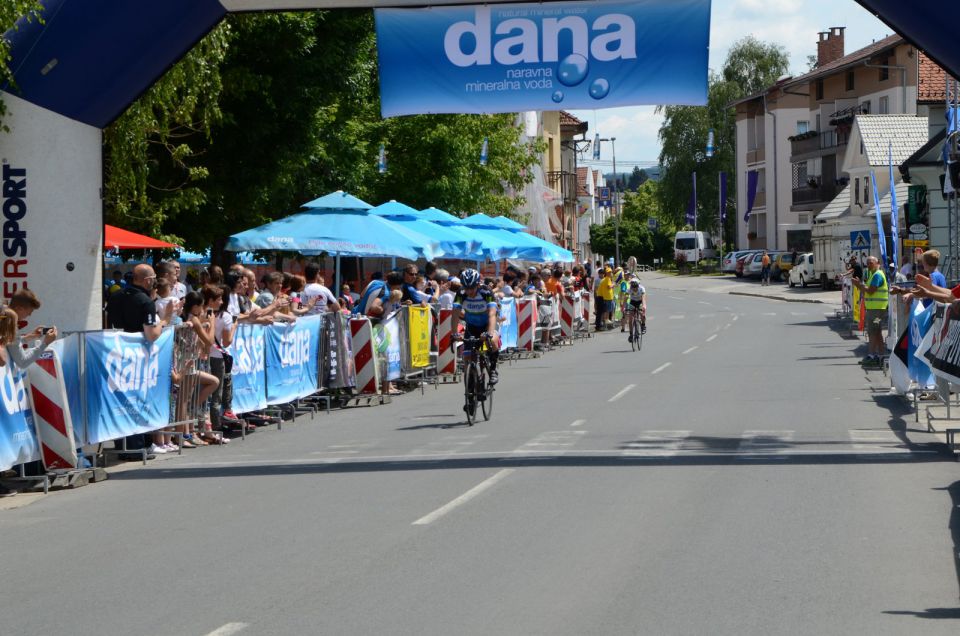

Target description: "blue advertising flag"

left=0, top=362, right=38, bottom=472
left=84, top=329, right=173, bottom=445
left=909, top=300, right=936, bottom=388
left=230, top=323, right=267, bottom=414
left=743, top=170, right=759, bottom=224
left=265, top=316, right=321, bottom=405
left=685, top=172, right=697, bottom=226
left=375, top=0, right=711, bottom=117
left=480, top=137, right=489, bottom=166
left=888, top=143, right=900, bottom=272
left=499, top=297, right=519, bottom=349
left=870, top=170, right=888, bottom=267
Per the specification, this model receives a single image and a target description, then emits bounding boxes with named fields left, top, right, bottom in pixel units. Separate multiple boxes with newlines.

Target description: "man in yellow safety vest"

left=853, top=255, right=888, bottom=367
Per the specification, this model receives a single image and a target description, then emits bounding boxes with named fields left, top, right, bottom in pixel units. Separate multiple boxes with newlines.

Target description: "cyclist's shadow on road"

left=882, top=479, right=960, bottom=620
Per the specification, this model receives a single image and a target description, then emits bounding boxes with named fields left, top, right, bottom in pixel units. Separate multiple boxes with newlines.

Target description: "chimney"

left=817, top=27, right=845, bottom=67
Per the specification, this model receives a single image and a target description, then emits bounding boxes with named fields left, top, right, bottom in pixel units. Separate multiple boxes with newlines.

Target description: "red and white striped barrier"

left=580, top=290, right=591, bottom=325
left=560, top=295, right=575, bottom=340
left=517, top=299, right=537, bottom=352
left=350, top=317, right=380, bottom=395
left=437, top=309, right=457, bottom=376
left=28, top=351, right=78, bottom=471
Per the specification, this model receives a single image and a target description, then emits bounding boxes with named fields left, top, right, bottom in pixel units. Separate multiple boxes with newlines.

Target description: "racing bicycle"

left=626, top=304, right=644, bottom=352
left=459, top=334, right=494, bottom=425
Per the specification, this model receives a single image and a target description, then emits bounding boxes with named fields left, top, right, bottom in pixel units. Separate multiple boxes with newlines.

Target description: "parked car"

left=745, top=251, right=785, bottom=278
left=774, top=253, right=797, bottom=281
left=723, top=250, right=755, bottom=274
left=788, top=253, right=817, bottom=288
left=734, top=251, right=760, bottom=278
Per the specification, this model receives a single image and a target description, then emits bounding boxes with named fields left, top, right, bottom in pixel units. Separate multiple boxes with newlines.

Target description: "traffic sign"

left=850, top=230, right=871, bottom=249
left=903, top=239, right=929, bottom=247
left=647, top=218, right=658, bottom=230
left=598, top=187, right=612, bottom=207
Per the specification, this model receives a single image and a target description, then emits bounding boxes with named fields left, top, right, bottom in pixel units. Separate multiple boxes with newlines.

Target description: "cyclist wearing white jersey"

left=623, top=276, right=647, bottom=341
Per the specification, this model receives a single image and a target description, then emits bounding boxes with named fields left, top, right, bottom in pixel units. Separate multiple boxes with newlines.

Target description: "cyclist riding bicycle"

left=623, top=276, right=647, bottom=342
left=451, top=269, right=500, bottom=385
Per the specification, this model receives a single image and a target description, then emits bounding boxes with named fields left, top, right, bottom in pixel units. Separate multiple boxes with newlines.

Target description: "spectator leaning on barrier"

left=302, top=263, right=337, bottom=314
left=893, top=249, right=946, bottom=309
left=853, top=255, right=888, bottom=367
left=179, top=291, right=222, bottom=445
left=257, top=272, right=282, bottom=309
left=400, top=264, right=427, bottom=306
left=203, top=284, right=242, bottom=434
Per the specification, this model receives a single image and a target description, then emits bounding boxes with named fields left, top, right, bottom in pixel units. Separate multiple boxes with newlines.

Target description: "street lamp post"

left=597, top=136, right=619, bottom=265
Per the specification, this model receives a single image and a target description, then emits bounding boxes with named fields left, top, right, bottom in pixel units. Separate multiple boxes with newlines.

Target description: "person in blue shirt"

left=451, top=269, right=500, bottom=385
left=893, top=249, right=946, bottom=309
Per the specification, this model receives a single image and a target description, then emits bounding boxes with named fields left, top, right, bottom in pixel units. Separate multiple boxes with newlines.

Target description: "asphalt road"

left=2, top=276, right=959, bottom=635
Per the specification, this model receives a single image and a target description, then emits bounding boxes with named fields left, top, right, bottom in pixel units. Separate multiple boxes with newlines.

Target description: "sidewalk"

left=638, top=272, right=842, bottom=306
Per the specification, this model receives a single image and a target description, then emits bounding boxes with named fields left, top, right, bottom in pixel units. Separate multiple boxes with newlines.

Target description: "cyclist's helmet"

left=461, top=268, right=481, bottom=288
left=630, top=279, right=640, bottom=288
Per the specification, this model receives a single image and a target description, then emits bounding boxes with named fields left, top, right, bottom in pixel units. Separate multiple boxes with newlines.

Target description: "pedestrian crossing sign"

left=850, top=230, right=871, bottom=249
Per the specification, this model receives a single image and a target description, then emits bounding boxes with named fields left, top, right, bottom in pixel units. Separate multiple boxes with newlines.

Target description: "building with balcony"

left=734, top=27, right=937, bottom=252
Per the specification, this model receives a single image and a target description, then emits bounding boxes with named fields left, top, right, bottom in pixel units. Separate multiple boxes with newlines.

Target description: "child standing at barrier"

left=180, top=292, right=222, bottom=445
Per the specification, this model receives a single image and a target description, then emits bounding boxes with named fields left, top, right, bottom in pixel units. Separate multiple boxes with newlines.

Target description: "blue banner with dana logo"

left=48, top=334, right=85, bottom=446
left=909, top=299, right=936, bottom=389
left=265, top=316, right=321, bottom=405
left=375, top=0, right=710, bottom=117
left=230, top=323, right=267, bottom=414
left=0, top=362, right=38, bottom=472
left=499, top=297, right=518, bottom=349
left=84, top=329, right=174, bottom=445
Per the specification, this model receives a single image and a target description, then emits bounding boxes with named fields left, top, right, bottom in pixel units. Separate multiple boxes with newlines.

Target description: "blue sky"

left=571, top=0, right=894, bottom=172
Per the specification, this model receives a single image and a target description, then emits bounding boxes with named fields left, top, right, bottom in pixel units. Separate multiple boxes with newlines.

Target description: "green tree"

left=0, top=2, right=45, bottom=131
left=656, top=37, right=788, bottom=245
left=626, top=166, right=649, bottom=191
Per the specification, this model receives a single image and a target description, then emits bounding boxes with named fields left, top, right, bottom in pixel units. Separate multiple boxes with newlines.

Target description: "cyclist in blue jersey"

left=451, top=269, right=500, bottom=384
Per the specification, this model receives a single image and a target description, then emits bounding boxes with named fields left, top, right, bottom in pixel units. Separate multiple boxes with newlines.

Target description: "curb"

left=728, top=291, right=828, bottom=304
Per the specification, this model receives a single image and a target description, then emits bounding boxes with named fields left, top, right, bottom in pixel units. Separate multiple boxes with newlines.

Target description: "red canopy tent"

left=104, top=225, right=177, bottom=250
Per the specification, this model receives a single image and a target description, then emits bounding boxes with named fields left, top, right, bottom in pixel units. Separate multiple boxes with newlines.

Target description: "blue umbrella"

left=419, top=207, right=519, bottom=261
left=457, top=214, right=559, bottom=262
left=370, top=201, right=477, bottom=258
left=483, top=215, right=527, bottom=231
left=226, top=191, right=441, bottom=260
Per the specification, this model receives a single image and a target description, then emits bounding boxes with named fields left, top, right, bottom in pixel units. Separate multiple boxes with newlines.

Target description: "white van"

left=674, top=231, right=717, bottom=264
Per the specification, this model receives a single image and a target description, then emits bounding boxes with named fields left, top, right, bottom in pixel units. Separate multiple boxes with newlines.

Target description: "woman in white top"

left=203, top=285, right=236, bottom=433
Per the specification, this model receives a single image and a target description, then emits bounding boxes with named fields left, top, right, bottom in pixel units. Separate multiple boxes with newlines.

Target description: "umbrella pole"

left=335, top=254, right=341, bottom=294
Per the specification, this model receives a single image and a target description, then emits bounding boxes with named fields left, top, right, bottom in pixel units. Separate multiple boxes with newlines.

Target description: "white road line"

left=669, top=315, right=685, bottom=320
left=205, top=624, right=249, bottom=636
left=698, top=301, right=712, bottom=305
left=705, top=334, right=717, bottom=342
left=723, top=324, right=732, bottom=330
left=698, top=313, right=716, bottom=318
left=608, top=384, right=637, bottom=402
left=669, top=296, right=682, bottom=300
left=412, top=469, right=515, bottom=525
left=763, top=312, right=777, bottom=316
left=732, top=315, right=739, bottom=321
left=682, top=346, right=698, bottom=355
left=570, top=419, right=586, bottom=427
left=651, top=362, right=671, bottom=375
left=622, top=430, right=692, bottom=457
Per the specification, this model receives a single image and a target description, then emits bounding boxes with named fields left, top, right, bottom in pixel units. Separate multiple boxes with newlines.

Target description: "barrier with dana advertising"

left=322, top=312, right=355, bottom=390
left=83, top=329, right=174, bottom=445
left=909, top=300, right=936, bottom=389
left=499, top=298, right=518, bottom=349
left=406, top=305, right=432, bottom=369
left=265, top=315, right=322, bottom=404
left=47, top=334, right=85, bottom=446
left=0, top=361, right=39, bottom=473
left=377, top=311, right=404, bottom=381
left=230, top=323, right=267, bottom=414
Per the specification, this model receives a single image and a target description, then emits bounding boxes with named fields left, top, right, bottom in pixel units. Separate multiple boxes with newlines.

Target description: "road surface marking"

left=669, top=296, right=682, bottom=300
left=205, top=624, right=248, bottom=636
left=682, top=346, right=698, bottom=355
left=669, top=315, right=685, bottom=320
left=698, top=301, right=712, bottom=305
left=511, top=431, right=587, bottom=455
left=705, top=334, right=717, bottom=342
left=409, top=435, right=487, bottom=457
left=570, top=419, right=586, bottom=427
left=698, top=313, right=716, bottom=318
left=763, top=312, right=777, bottom=316
left=791, top=311, right=806, bottom=316
left=622, top=430, right=692, bottom=457
left=738, top=430, right=794, bottom=459
left=849, top=429, right=906, bottom=452
left=651, top=362, right=671, bottom=375
left=608, top=384, right=636, bottom=402
left=413, top=469, right=515, bottom=525
left=723, top=324, right=732, bottom=330
left=732, top=315, right=739, bottom=321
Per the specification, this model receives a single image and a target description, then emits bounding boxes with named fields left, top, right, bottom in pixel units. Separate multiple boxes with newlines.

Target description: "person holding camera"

left=6, top=288, right=58, bottom=369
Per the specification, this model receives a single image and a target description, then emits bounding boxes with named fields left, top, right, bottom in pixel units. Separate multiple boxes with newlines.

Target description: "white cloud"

left=565, top=0, right=895, bottom=167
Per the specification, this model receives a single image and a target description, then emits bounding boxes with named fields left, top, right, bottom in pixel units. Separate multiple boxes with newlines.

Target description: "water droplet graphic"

left=589, top=78, right=610, bottom=100
left=557, top=54, right=589, bottom=87
left=552, top=90, right=564, bottom=103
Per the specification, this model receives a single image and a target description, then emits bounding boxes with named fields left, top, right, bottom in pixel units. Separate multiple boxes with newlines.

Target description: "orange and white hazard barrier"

left=437, top=309, right=457, bottom=376
left=517, top=298, right=538, bottom=352
left=28, top=351, right=78, bottom=470
left=560, top=294, right=575, bottom=340
left=350, top=317, right=380, bottom=395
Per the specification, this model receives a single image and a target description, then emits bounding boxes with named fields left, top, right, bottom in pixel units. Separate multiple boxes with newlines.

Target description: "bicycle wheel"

left=630, top=314, right=638, bottom=352
left=463, top=361, right=478, bottom=425
left=480, top=363, right=494, bottom=421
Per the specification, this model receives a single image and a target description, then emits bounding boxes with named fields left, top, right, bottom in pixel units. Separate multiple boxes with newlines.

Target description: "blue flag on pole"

left=743, top=170, right=759, bottom=224
left=889, top=143, right=899, bottom=273
left=870, top=170, right=888, bottom=267
left=685, top=172, right=697, bottom=226
left=719, top=171, right=728, bottom=222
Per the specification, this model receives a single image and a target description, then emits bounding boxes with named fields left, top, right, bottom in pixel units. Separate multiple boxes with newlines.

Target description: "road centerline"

left=412, top=469, right=515, bottom=526
left=651, top=362, right=671, bottom=375
left=608, top=384, right=637, bottom=402
left=204, top=623, right=249, bottom=636
left=682, top=346, right=698, bottom=355
left=706, top=334, right=718, bottom=342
